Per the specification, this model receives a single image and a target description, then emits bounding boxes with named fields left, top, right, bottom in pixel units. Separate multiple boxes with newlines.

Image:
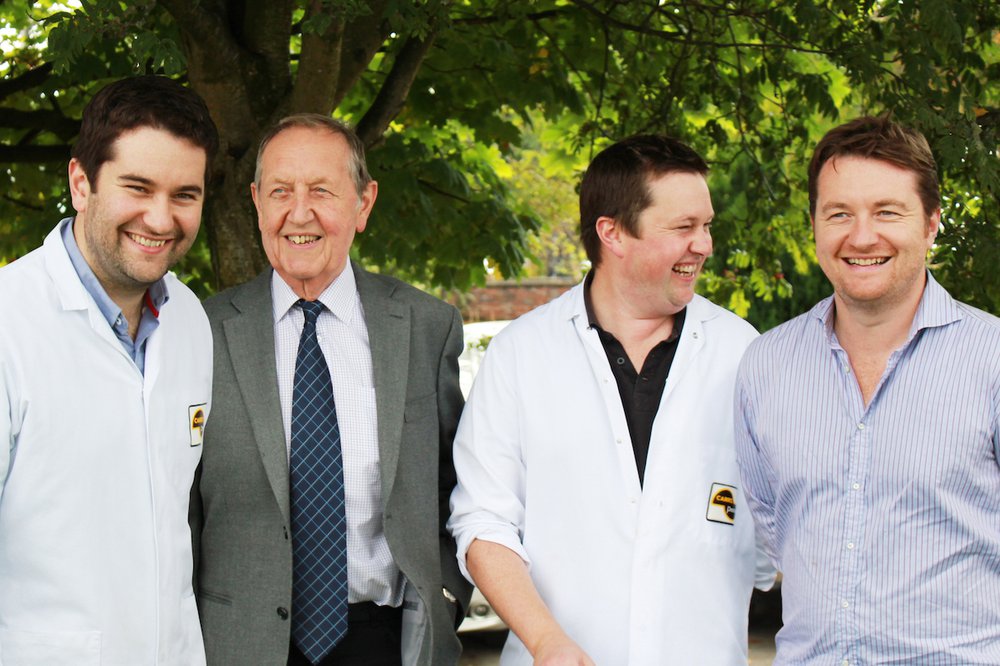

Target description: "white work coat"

left=0, top=223, right=211, bottom=665
left=449, top=283, right=774, bottom=666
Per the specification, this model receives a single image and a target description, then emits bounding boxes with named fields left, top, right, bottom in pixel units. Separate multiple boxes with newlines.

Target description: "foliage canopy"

left=1, top=0, right=998, bottom=324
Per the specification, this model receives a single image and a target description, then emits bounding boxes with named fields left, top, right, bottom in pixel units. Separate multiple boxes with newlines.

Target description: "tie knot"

left=298, top=299, right=324, bottom=324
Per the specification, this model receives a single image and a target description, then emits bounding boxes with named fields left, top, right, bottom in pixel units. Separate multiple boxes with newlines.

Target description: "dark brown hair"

left=580, top=135, right=708, bottom=267
left=808, top=116, right=939, bottom=217
left=72, top=75, right=218, bottom=189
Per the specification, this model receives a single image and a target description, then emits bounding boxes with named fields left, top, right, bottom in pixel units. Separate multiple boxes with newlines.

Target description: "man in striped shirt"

left=735, top=116, right=1000, bottom=665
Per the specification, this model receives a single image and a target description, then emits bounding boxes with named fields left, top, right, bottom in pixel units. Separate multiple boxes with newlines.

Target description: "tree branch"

left=452, top=8, right=567, bottom=26
left=2, top=193, right=46, bottom=212
left=417, top=177, right=471, bottom=204
left=0, top=63, right=54, bottom=103
left=356, top=27, right=439, bottom=147
left=0, top=144, right=71, bottom=163
left=333, top=0, right=391, bottom=107
left=290, top=0, right=345, bottom=114
left=158, top=0, right=244, bottom=74
left=240, top=0, right=295, bottom=104
left=0, top=108, right=79, bottom=141
left=568, top=0, right=840, bottom=55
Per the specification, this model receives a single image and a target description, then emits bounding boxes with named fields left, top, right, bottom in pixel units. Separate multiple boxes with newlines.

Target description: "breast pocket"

left=0, top=628, right=101, bottom=665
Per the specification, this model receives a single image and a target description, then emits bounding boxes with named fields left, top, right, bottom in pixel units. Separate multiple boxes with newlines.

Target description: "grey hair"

left=253, top=113, right=371, bottom=198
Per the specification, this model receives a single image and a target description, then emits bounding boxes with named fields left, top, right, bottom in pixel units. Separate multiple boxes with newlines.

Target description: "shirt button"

left=841, top=600, right=849, bottom=609
left=857, top=423, right=865, bottom=430
left=616, top=357, right=625, bottom=365
left=852, top=482, right=861, bottom=490
left=847, top=542, right=855, bottom=550
left=844, top=365, right=850, bottom=374
left=277, top=607, right=289, bottom=620
left=842, top=661, right=850, bottom=666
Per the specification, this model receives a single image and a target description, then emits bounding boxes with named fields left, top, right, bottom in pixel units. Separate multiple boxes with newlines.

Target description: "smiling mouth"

left=127, top=233, right=167, bottom=248
left=288, top=235, right=320, bottom=245
left=673, top=264, right=698, bottom=276
left=846, top=257, right=888, bottom=266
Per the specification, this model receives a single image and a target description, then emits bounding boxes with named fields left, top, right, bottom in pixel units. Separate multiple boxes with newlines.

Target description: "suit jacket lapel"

left=355, top=265, right=410, bottom=508
left=224, top=270, right=292, bottom=522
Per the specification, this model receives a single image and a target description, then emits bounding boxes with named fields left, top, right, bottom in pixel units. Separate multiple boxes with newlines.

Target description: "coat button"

left=277, top=607, right=289, bottom=620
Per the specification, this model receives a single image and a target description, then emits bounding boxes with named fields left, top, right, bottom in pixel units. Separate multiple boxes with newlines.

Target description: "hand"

left=532, top=632, right=596, bottom=666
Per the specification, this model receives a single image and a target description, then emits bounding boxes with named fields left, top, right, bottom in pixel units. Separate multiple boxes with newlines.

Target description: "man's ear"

left=354, top=180, right=378, bottom=234
left=926, top=207, right=941, bottom=246
left=68, top=159, right=92, bottom=214
left=595, top=216, right=626, bottom=260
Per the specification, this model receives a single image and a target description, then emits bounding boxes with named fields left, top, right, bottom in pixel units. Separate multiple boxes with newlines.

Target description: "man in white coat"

left=0, top=76, right=218, bottom=665
left=448, top=135, right=775, bottom=665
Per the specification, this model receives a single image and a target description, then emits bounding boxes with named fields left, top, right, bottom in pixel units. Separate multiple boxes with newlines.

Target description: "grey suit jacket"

left=191, top=265, right=471, bottom=665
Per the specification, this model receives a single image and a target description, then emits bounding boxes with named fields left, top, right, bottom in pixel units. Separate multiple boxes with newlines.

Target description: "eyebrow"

left=872, top=198, right=910, bottom=209
left=119, top=174, right=204, bottom=196
left=820, top=198, right=910, bottom=213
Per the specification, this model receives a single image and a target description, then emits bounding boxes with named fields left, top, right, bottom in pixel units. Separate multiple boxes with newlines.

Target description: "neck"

left=832, top=277, right=925, bottom=357
left=590, top=270, right=678, bottom=364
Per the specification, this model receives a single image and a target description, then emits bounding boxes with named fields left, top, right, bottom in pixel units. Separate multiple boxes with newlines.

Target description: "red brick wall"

left=450, top=278, right=576, bottom=322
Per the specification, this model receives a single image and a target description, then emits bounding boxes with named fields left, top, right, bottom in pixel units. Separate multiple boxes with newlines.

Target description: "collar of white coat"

left=42, top=218, right=108, bottom=313
left=563, top=277, right=719, bottom=342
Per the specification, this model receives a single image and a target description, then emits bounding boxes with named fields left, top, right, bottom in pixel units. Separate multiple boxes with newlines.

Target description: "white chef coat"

left=448, top=282, right=775, bottom=666
left=0, top=221, right=212, bottom=665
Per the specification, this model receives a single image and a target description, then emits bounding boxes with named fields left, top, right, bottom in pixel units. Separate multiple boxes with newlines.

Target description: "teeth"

left=289, top=235, right=320, bottom=245
left=847, top=257, right=887, bottom=266
left=673, top=265, right=697, bottom=275
left=128, top=233, right=166, bottom=248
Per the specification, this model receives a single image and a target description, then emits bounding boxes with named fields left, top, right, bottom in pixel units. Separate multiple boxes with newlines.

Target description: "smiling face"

left=613, top=170, right=714, bottom=316
left=252, top=126, right=377, bottom=300
left=69, top=126, right=206, bottom=307
left=813, top=155, right=939, bottom=317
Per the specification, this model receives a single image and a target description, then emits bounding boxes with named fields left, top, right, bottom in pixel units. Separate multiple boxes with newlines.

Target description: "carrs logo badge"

left=189, top=404, right=207, bottom=447
left=706, top=482, right=737, bottom=525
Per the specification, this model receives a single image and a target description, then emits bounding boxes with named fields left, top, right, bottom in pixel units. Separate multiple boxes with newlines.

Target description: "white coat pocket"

left=0, top=627, right=101, bottom=665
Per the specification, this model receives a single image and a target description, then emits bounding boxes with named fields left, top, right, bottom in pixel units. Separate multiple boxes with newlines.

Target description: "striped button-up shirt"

left=735, top=273, right=1000, bottom=665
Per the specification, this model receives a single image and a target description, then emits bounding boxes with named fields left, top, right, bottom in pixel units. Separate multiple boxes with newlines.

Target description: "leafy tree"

left=1, top=1, right=998, bottom=323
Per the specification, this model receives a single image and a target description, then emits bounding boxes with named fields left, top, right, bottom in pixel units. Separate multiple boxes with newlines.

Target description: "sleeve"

left=447, top=329, right=531, bottom=583
left=0, top=355, right=17, bottom=499
left=733, top=355, right=780, bottom=569
left=992, top=371, right=1000, bottom=467
left=435, top=305, right=473, bottom=613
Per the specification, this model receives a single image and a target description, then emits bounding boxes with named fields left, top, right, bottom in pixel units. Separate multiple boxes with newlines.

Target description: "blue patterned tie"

left=290, top=299, right=348, bottom=664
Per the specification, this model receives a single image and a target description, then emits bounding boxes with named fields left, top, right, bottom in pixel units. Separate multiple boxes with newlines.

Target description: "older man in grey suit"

left=190, top=114, right=470, bottom=666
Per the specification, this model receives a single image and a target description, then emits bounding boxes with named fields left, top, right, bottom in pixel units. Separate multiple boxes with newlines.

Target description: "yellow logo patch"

left=706, top=482, right=737, bottom=525
left=189, top=403, right=207, bottom=447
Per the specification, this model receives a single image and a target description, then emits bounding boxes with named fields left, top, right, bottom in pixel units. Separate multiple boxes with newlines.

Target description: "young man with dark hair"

left=0, top=75, right=218, bottom=665
left=449, top=134, right=775, bottom=665
left=735, top=116, right=1000, bottom=664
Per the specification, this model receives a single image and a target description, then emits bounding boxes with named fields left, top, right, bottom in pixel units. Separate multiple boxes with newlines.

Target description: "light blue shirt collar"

left=60, top=216, right=168, bottom=373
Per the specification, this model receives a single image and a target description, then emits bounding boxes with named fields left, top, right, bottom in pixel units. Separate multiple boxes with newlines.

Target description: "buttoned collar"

left=271, top=261, right=359, bottom=324
left=812, top=270, right=962, bottom=346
